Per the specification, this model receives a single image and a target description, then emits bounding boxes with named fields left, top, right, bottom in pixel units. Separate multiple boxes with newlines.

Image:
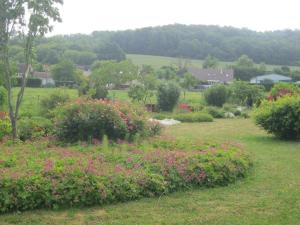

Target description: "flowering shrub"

left=254, top=95, right=300, bottom=140
left=54, top=99, right=160, bottom=143
left=178, top=103, right=193, bottom=112
left=268, top=83, right=300, bottom=101
left=0, top=112, right=11, bottom=140
left=0, top=140, right=252, bottom=213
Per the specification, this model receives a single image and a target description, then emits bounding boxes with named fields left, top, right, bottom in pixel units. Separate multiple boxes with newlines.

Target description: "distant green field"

left=127, top=54, right=300, bottom=71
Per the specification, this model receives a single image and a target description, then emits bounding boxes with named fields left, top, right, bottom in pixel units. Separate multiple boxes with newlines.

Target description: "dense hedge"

left=54, top=99, right=160, bottom=142
left=0, top=142, right=252, bottom=213
left=13, top=77, right=42, bottom=88
left=254, top=95, right=300, bottom=140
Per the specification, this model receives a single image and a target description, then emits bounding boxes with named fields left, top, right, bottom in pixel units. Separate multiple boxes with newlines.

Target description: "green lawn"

left=1, top=119, right=299, bottom=225
left=128, top=54, right=300, bottom=71
left=12, top=88, right=78, bottom=117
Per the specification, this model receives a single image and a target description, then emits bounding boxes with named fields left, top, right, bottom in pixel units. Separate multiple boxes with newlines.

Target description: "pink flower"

left=115, top=164, right=124, bottom=173
left=44, top=159, right=54, bottom=173
left=85, top=159, right=97, bottom=174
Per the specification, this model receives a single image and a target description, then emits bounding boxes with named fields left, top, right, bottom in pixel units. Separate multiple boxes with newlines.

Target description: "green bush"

left=254, top=96, right=300, bottom=140
left=13, top=77, right=42, bottom=88
left=40, top=92, right=70, bottom=117
left=0, top=113, right=11, bottom=140
left=0, top=142, right=252, bottom=213
left=18, top=117, right=53, bottom=141
left=157, top=82, right=181, bottom=112
left=205, top=106, right=225, bottom=118
left=204, top=85, right=228, bottom=107
left=229, top=81, right=265, bottom=107
left=54, top=99, right=158, bottom=143
left=173, top=113, right=213, bottom=123
left=89, top=86, right=108, bottom=99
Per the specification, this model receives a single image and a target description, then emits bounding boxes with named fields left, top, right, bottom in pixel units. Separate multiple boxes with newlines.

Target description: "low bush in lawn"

left=0, top=139, right=252, bottom=213
left=204, top=106, right=226, bottom=118
left=174, top=113, right=213, bottom=123
left=254, top=95, right=300, bottom=140
left=54, top=99, right=160, bottom=143
left=154, top=112, right=213, bottom=123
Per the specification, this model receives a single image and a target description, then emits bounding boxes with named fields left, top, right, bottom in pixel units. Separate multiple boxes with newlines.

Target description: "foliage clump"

left=229, top=81, right=265, bottom=107
left=54, top=99, right=160, bottom=143
left=154, top=112, right=213, bottom=123
left=269, top=83, right=300, bottom=101
left=157, top=82, right=181, bottom=111
left=204, top=84, right=228, bottom=107
left=18, top=117, right=53, bottom=141
left=254, top=95, right=300, bottom=140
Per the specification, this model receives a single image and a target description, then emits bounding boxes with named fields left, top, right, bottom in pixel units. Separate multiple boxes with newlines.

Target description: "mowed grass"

left=128, top=54, right=300, bottom=71
left=12, top=88, right=78, bottom=116
left=1, top=119, right=300, bottom=225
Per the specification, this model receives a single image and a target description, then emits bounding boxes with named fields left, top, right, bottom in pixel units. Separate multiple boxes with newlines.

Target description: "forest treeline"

left=9, top=24, right=300, bottom=66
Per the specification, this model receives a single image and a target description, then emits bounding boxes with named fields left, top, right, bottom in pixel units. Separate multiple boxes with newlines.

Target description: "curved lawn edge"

left=0, top=147, right=253, bottom=213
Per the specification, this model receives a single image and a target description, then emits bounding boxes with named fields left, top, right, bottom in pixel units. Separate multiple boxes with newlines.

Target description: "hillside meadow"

left=127, top=54, right=300, bottom=71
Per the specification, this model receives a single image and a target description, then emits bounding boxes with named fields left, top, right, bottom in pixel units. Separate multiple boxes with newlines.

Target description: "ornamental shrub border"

left=0, top=142, right=252, bottom=213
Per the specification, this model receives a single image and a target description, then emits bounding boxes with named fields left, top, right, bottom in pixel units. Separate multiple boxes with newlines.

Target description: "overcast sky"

left=51, top=0, right=300, bottom=35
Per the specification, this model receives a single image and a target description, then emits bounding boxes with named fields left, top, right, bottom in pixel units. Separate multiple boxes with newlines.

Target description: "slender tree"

left=0, top=0, right=63, bottom=139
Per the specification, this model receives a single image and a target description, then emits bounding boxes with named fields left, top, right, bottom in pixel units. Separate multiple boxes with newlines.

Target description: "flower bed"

left=0, top=139, right=252, bottom=213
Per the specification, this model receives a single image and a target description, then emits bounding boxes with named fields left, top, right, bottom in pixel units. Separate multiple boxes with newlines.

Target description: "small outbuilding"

left=250, top=74, right=292, bottom=84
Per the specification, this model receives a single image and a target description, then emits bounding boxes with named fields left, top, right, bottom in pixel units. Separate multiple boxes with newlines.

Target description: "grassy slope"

left=1, top=119, right=300, bottom=225
left=127, top=54, right=300, bottom=71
